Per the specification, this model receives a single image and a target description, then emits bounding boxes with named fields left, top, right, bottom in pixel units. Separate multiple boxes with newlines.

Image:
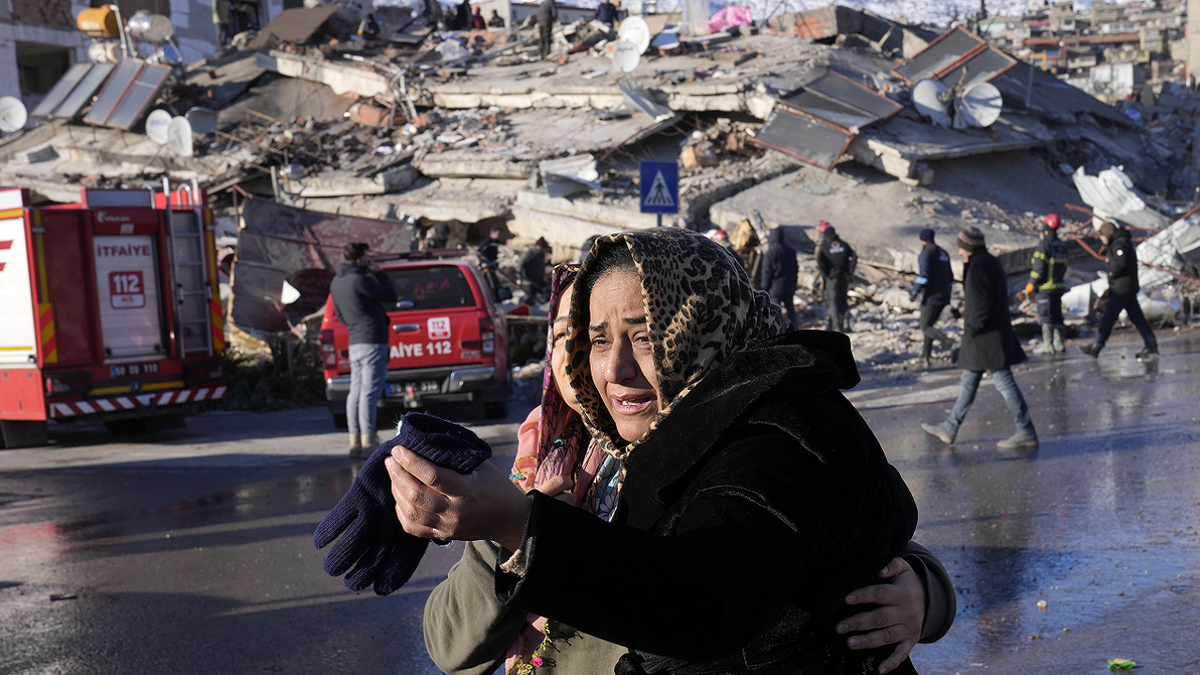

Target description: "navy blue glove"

left=313, top=412, right=492, bottom=595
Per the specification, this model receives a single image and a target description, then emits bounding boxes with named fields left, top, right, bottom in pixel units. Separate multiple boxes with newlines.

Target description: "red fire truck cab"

left=0, top=185, right=226, bottom=448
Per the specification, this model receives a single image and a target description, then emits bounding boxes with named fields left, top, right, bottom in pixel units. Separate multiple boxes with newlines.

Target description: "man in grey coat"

left=330, top=242, right=398, bottom=457
left=922, top=227, right=1038, bottom=451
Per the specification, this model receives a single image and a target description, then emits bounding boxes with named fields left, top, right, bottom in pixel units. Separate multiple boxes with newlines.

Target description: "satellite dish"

left=185, top=106, right=218, bottom=135
left=612, top=40, right=642, bottom=74
left=167, top=116, right=193, bottom=157
left=127, top=11, right=175, bottom=41
left=958, top=81, right=1003, bottom=128
left=618, top=16, right=651, bottom=54
left=912, top=79, right=951, bottom=128
left=0, top=96, right=28, bottom=132
left=145, top=109, right=171, bottom=144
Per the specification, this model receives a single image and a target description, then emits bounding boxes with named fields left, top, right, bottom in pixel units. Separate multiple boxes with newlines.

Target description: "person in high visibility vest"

left=1026, top=213, right=1069, bottom=355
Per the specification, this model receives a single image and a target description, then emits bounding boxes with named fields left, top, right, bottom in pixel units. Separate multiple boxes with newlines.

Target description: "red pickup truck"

left=319, top=251, right=509, bottom=426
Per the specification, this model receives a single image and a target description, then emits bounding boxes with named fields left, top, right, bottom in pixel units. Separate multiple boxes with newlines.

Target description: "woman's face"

left=550, top=282, right=580, bottom=413
left=588, top=269, right=660, bottom=442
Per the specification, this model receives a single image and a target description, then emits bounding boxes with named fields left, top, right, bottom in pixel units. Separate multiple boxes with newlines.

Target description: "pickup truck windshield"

left=386, top=266, right=476, bottom=310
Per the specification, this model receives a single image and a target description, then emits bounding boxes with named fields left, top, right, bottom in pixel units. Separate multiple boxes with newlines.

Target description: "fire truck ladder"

left=164, top=178, right=214, bottom=357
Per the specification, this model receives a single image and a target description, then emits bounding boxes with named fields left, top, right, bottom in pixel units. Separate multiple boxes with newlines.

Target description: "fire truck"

left=0, top=183, right=226, bottom=448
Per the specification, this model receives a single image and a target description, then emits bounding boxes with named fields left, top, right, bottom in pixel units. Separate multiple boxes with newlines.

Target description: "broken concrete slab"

left=277, top=165, right=418, bottom=198
left=231, top=197, right=412, bottom=333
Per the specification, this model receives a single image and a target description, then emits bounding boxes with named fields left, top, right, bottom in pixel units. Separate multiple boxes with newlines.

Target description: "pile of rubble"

left=1, top=1, right=1198, bottom=373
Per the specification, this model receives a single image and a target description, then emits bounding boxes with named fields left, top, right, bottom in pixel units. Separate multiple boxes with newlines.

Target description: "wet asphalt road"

left=1, top=330, right=1198, bottom=675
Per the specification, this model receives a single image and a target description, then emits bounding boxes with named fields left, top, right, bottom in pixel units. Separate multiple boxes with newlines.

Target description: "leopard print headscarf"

left=566, top=228, right=791, bottom=461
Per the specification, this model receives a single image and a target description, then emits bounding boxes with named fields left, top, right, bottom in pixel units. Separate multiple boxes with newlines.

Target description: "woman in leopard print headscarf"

left=401, top=229, right=946, bottom=675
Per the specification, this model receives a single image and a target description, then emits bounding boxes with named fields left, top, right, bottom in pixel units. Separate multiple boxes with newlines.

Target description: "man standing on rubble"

left=1026, top=213, right=1069, bottom=355
left=519, top=237, right=551, bottom=304
left=1080, top=221, right=1159, bottom=361
left=816, top=221, right=856, bottom=332
left=537, top=0, right=558, bottom=60
left=910, top=228, right=956, bottom=369
left=330, top=242, right=398, bottom=458
left=424, top=0, right=445, bottom=31
left=594, top=0, right=618, bottom=28
left=922, top=227, right=1038, bottom=452
left=487, top=9, right=505, bottom=27
left=761, top=227, right=798, bottom=327
left=478, top=225, right=505, bottom=300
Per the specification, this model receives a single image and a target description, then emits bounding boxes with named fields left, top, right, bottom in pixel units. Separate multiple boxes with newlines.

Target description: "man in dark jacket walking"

left=910, top=228, right=955, bottom=369
left=536, top=0, right=557, bottom=59
left=1026, top=213, right=1069, bottom=355
left=1080, top=221, right=1158, bottom=360
left=816, top=221, right=856, bottom=332
left=922, top=227, right=1038, bottom=451
left=761, top=228, right=798, bottom=327
left=330, top=242, right=398, bottom=457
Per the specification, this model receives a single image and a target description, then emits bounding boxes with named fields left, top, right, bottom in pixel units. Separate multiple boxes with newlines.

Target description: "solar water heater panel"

left=32, top=63, right=92, bottom=118
left=53, top=63, right=114, bottom=119
left=106, top=63, right=171, bottom=130
left=83, top=59, right=143, bottom=125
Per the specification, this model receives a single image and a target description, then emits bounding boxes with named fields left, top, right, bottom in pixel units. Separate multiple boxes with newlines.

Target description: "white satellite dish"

left=145, top=109, right=171, bottom=144
left=0, top=96, right=28, bottom=132
left=912, top=79, right=951, bottom=128
left=957, top=81, right=1003, bottom=128
left=167, top=116, right=193, bottom=157
left=185, top=106, right=218, bottom=135
left=612, top=40, right=642, bottom=74
left=618, top=16, right=651, bottom=54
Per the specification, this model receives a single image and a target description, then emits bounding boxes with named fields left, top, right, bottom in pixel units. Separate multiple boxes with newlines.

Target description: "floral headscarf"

left=566, top=228, right=791, bottom=461
left=509, top=264, right=587, bottom=496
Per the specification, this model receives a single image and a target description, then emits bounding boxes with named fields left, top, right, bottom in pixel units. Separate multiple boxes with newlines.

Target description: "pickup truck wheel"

left=331, top=412, right=348, bottom=429
left=483, top=400, right=508, bottom=419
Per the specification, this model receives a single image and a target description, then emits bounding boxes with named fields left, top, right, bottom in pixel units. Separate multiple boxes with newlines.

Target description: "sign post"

left=639, top=160, right=679, bottom=227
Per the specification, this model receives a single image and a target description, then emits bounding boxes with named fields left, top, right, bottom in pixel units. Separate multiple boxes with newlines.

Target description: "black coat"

left=1105, top=227, right=1139, bottom=296
left=760, top=228, right=798, bottom=299
left=330, top=263, right=398, bottom=345
left=816, top=234, right=856, bottom=280
left=956, top=251, right=1026, bottom=372
left=499, top=331, right=919, bottom=674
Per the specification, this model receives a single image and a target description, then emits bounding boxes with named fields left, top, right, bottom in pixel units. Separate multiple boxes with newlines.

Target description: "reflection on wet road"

left=0, top=333, right=1196, bottom=674
left=863, top=334, right=1200, bottom=673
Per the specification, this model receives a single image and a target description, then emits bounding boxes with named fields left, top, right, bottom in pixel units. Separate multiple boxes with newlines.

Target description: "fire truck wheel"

left=483, top=400, right=508, bottom=420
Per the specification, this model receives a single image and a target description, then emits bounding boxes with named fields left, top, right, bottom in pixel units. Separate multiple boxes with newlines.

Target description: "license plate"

left=110, top=362, right=160, bottom=378
left=387, top=381, right=440, bottom=397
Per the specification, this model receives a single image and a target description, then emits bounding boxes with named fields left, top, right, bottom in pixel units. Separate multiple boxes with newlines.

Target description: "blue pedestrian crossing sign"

left=640, top=160, right=679, bottom=214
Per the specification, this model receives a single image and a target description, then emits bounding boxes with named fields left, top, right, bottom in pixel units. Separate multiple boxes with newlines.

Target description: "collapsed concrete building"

left=0, top=2, right=1197, bottom=372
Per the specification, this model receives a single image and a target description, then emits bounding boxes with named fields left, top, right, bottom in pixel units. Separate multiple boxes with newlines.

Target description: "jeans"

left=824, top=276, right=849, bottom=332
left=1035, top=290, right=1064, bottom=326
left=770, top=293, right=796, bottom=328
left=347, top=343, right=390, bottom=435
left=944, top=368, right=1034, bottom=437
left=1095, top=291, right=1157, bottom=349
left=919, top=303, right=950, bottom=359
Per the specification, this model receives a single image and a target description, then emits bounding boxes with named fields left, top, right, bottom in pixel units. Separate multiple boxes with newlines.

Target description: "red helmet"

left=818, top=220, right=830, bottom=232
left=1045, top=213, right=1060, bottom=229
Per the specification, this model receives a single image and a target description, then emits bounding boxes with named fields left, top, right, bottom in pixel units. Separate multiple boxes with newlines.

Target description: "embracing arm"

left=424, top=540, right=527, bottom=675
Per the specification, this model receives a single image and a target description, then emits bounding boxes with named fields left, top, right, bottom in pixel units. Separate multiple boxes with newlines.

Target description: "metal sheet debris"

left=751, top=105, right=854, bottom=170
left=781, top=70, right=902, bottom=130
left=893, top=26, right=986, bottom=84
left=618, top=78, right=675, bottom=123
left=1072, top=166, right=1171, bottom=231
left=539, top=154, right=601, bottom=199
left=246, top=5, right=341, bottom=50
